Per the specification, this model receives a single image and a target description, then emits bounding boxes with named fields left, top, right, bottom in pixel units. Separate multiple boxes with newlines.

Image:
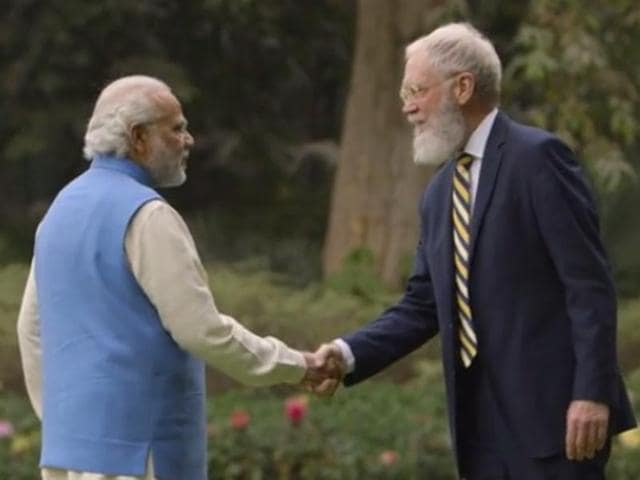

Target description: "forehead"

left=153, top=90, right=185, bottom=121
left=403, top=53, right=438, bottom=83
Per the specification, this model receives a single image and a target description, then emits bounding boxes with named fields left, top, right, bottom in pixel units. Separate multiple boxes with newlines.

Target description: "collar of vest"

left=90, top=155, right=154, bottom=187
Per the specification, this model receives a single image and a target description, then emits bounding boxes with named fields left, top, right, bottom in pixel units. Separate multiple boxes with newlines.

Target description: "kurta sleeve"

left=125, top=200, right=306, bottom=386
left=17, top=260, right=43, bottom=419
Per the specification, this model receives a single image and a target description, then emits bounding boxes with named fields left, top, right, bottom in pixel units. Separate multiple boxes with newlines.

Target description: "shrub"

left=1, top=261, right=639, bottom=478
left=2, top=367, right=639, bottom=479
left=607, top=368, right=640, bottom=480
left=1, top=373, right=456, bottom=480
left=0, top=263, right=30, bottom=392
left=207, top=375, right=457, bottom=480
left=617, top=298, right=640, bottom=371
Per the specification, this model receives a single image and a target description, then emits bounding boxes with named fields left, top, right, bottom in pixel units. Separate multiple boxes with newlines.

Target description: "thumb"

left=315, top=343, right=339, bottom=365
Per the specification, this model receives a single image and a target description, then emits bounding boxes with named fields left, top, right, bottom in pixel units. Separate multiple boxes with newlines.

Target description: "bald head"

left=83, top=75, right=173, bottom=160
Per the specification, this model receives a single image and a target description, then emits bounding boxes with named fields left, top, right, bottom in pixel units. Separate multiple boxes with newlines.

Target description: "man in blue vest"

left=309, top=23, right=636, bottom=479
left=17, top=75, right=324, bottom=480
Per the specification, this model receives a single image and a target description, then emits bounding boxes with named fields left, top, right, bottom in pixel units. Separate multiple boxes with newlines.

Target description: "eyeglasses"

left=398, top=72, right=462, bottom=103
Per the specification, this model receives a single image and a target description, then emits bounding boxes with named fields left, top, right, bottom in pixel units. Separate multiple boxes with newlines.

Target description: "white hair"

left=406, top=22, right=502, bottom=104
left=83, top=75, right=171, bottom=160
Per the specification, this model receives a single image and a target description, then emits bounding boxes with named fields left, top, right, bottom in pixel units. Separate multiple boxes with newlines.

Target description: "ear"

left=453, top=72, right=475, bottom=106
left=129, top=124, right=149, bottom=156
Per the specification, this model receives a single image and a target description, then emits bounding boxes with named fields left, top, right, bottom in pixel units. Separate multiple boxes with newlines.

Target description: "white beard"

left=147, top=141, right=187, bottom=188
left=413, top=95, right=467, bottom=166
left=151, top=158, right=186, bottom=188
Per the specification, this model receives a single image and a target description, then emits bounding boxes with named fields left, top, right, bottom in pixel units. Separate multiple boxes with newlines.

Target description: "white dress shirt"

left=17, top=200, right=307, bottom=480
left=334, top=108, right=499, bottom=373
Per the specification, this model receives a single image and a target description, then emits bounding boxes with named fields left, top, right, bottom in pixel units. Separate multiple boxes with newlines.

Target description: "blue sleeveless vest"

left=35, top=155, right=207, bottom=479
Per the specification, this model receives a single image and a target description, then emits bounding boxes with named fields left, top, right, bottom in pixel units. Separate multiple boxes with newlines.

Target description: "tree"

left=322, top=0, right=464, bottom=287
left=503, top=0, right=639, bottom=194
left=501, top=0, right=640, bottom=295
left=323, top=0, right=640, bottom=293
left=0, top=0, right=355, bottom=263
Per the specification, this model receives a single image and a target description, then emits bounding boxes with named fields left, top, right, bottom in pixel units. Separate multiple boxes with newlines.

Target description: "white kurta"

left=17, top=200, right=307, bottom=480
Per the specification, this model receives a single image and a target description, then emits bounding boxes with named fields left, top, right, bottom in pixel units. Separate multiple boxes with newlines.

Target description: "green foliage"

left=1, top=261, right=639, bottom=477
left=326, top=248, right=394, bottom=303
left=0, top=393, right=41, bottom=478
left=617, top=299, right=640, bottom=372
left=0, top=1, right=354, bottom=259
left=0, top=371, right=456, bottom=480
left=503, top=0, right=640, bottom=194
left=2, top=367, right=640, bottom=479
left=205, top=260, right=398, bottom=356
left=493, top=0, right=640, bottom=298
left=3, top=1, right=640, bottom=294
left=206, top=377, right=455, bottom=479
left=0, top=261, right=422, bottom=394
left=0, top=264, right=30, bottom=392
left=607, top=369, right=640, bottom=479
left=2, top=260, right=639, bottom=390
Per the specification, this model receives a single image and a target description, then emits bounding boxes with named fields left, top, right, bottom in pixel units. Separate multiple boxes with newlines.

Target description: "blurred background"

left=1, top=0, right=640, bottom=478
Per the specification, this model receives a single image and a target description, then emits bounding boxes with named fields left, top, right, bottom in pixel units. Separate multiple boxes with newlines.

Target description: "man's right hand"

left=300, top=343, right=346, bottom=397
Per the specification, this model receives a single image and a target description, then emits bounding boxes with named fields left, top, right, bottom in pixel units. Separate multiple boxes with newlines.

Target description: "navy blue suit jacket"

left=342, top=112, right=636, bottom=458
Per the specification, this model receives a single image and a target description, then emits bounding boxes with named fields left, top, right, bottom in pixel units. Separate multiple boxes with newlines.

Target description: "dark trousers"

left=455, top=360, right=610, bottom=480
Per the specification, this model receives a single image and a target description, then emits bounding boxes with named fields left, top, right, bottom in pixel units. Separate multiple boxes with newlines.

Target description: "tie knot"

left=457, top=153, right=473, bottom=168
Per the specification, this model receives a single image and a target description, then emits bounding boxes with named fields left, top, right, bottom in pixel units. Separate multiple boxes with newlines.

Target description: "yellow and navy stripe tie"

left=452, top=153, right=478, bottom=367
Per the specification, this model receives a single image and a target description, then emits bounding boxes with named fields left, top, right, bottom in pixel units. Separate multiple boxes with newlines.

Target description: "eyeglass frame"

left=398, top=71, right=467, bottom=103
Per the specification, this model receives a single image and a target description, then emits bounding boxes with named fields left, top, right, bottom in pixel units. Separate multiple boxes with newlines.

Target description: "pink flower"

left=229, top=409, right=250, bottom=430
left=0, top=419, right=14, bottom=439
left=379, top=449, right=399, bottom=466
left=284, top=395, right=308, bottom=426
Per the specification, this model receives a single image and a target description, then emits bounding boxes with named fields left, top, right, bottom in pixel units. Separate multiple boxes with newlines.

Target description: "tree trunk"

left=323, top=0, right=449, bottom=288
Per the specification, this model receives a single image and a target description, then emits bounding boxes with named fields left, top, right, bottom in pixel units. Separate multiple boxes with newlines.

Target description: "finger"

left=316, top=343, right=341, bottom=365
left=566, top=414, right=578, bottom=460
left=583, top=421, right=598, bottom=459
left=300, top=356, right=332, bottom=387
left=322, top=343, right=344, bottom=362
left=324, top=357, right=345, bottom=379
left=314, top=378, right=340, bottom=397
left=318, top=377, right=339, bottom=393
left=574, top=420, right=588, bottom=461
left=312, top=345, right=332, bottom=369
left=595, top=418, right=608, bottom=452
left=302, top=368, right=329, bottom=385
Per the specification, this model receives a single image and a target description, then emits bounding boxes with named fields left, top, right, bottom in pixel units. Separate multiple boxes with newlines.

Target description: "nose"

left=402, top=99, right=418, bottom=116
left=184, top=130, right=194, bottom=148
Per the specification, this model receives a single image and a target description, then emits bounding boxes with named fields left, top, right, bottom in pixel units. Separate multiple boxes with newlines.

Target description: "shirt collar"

left=463, top=108, right=498, bottom=160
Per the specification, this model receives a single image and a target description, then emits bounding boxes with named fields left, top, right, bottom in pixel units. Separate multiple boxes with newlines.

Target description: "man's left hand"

left=565, top=400, right=609, bottom=461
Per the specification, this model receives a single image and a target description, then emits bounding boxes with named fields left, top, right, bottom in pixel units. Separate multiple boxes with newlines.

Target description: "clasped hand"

left=300, top=343, right=346, bottom=397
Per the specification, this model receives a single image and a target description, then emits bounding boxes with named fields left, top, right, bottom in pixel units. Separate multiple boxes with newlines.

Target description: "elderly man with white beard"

left=17, top=75, right=331, bottom=480
left=310, top=22, right=636, bottom=480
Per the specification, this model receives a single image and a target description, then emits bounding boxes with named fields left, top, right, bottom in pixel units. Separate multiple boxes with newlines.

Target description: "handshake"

left=300, top=343, right=347, bottom=397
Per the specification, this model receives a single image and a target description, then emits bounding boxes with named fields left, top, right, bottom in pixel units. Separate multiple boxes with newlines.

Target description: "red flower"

left=0, top=420, right=14, bottom=439
left=379, top=449, right=399, bottom=466
left=229, top=409, right=250, bottom=430
left=284, top=395, right=309, bottom=426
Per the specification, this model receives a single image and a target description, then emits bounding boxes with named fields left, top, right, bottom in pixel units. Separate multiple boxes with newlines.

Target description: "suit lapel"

left=469, top=112, right=508, bottom=262
left=439, top=159, right=456, bottom=302
left=426, top=159, right=456, bottom=338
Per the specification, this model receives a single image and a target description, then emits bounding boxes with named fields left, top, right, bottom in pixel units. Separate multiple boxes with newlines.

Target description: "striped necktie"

left=452, top=153, right=477, bottom=367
